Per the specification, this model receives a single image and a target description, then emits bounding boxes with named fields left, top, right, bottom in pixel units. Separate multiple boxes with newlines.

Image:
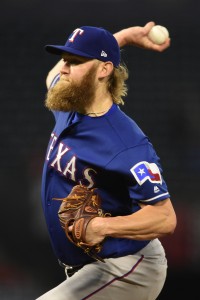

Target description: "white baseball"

left=148, top=25, right=169, bottom=45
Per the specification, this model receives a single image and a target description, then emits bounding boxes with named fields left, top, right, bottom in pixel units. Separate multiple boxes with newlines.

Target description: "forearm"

left=89, top=199, right=176, bottom=242
left=105, top=207, right=174, bottom=240
left=113, top=29, right=130, bottom=48
left=114, top=26, right=145, bottom=48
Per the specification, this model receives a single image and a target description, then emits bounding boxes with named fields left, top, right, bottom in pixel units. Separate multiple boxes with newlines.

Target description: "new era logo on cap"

left=45, top=26, right=120, bottom=67
left=101, top=51, right=107, bottom=57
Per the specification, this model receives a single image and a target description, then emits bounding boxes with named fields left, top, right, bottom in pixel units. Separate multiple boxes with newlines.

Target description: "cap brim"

left=45, top=45, right=95, bottom=59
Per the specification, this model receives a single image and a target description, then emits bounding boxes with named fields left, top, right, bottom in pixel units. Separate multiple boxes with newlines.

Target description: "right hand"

left=114, top=21, right=171, bottom=52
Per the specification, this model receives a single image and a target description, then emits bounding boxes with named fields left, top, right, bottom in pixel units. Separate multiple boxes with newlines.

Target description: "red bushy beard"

left=45, top=64, right=98, bottom=114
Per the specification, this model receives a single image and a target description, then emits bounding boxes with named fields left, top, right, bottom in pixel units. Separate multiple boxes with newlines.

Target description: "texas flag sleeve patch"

left=130, top=161, right=162, bottom=186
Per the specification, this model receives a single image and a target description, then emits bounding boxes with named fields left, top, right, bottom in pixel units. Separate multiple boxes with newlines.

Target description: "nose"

left=60, top=62, right=70, bottom=75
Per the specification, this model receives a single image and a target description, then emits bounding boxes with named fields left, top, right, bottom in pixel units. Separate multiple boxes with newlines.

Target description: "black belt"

left=58, top=260, right=84, bottom=277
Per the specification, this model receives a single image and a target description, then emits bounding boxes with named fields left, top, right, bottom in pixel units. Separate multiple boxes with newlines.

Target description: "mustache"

left=60, top=75, right=70, bottom=81
left=59, top=77, right=71, bottom=84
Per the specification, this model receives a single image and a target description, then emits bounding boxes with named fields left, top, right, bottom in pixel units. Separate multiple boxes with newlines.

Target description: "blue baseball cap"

left=45, top=26, right=120, bottom=67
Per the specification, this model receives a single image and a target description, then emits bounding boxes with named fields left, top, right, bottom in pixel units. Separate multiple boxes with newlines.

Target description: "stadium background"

left=0, top=0, right=200, bottom=299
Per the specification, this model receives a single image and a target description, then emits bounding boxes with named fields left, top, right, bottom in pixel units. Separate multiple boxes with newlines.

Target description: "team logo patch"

left=130, top=161, right=162, bottom=186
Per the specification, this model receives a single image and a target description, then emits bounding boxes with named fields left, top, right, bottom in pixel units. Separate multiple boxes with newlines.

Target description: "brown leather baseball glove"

left=56, top=185, right=109, bottom=262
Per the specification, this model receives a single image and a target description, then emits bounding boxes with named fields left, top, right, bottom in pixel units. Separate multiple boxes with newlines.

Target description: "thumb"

left=143, top=21, right=155, bottom=34
left=68, top=225, right=73, bottom=232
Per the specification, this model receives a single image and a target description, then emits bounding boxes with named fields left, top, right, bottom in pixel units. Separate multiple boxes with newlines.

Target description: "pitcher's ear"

left=98, top=61, right=114, bottom=79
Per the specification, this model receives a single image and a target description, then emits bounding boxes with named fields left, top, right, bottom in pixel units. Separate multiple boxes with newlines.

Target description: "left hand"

left=68, top=217, right=105, bottom=246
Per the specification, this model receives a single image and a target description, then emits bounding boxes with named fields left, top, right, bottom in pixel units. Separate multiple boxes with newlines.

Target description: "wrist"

left=90, top=216, right=110, bottom=238
left=114, top=29, right=127, bottom=48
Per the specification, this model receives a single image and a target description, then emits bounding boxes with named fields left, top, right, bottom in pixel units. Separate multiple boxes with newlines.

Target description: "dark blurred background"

left=0, top=0, right=199, bottom=299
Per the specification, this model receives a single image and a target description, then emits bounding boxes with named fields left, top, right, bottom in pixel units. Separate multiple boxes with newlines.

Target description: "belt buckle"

left=58, top=260, right=82, bottom=277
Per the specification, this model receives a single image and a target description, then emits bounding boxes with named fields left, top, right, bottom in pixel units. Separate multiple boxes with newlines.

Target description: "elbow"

left=163, top=200, right=177, bottom=236
left=163, top=211, right=177, bottom=236
left=169, top=207, right=177, bottom=234
left=169, top=214, right=177, bottom=235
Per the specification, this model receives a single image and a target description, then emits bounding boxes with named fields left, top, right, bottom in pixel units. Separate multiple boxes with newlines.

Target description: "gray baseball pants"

left=36, top=238, right=167, bottom=300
